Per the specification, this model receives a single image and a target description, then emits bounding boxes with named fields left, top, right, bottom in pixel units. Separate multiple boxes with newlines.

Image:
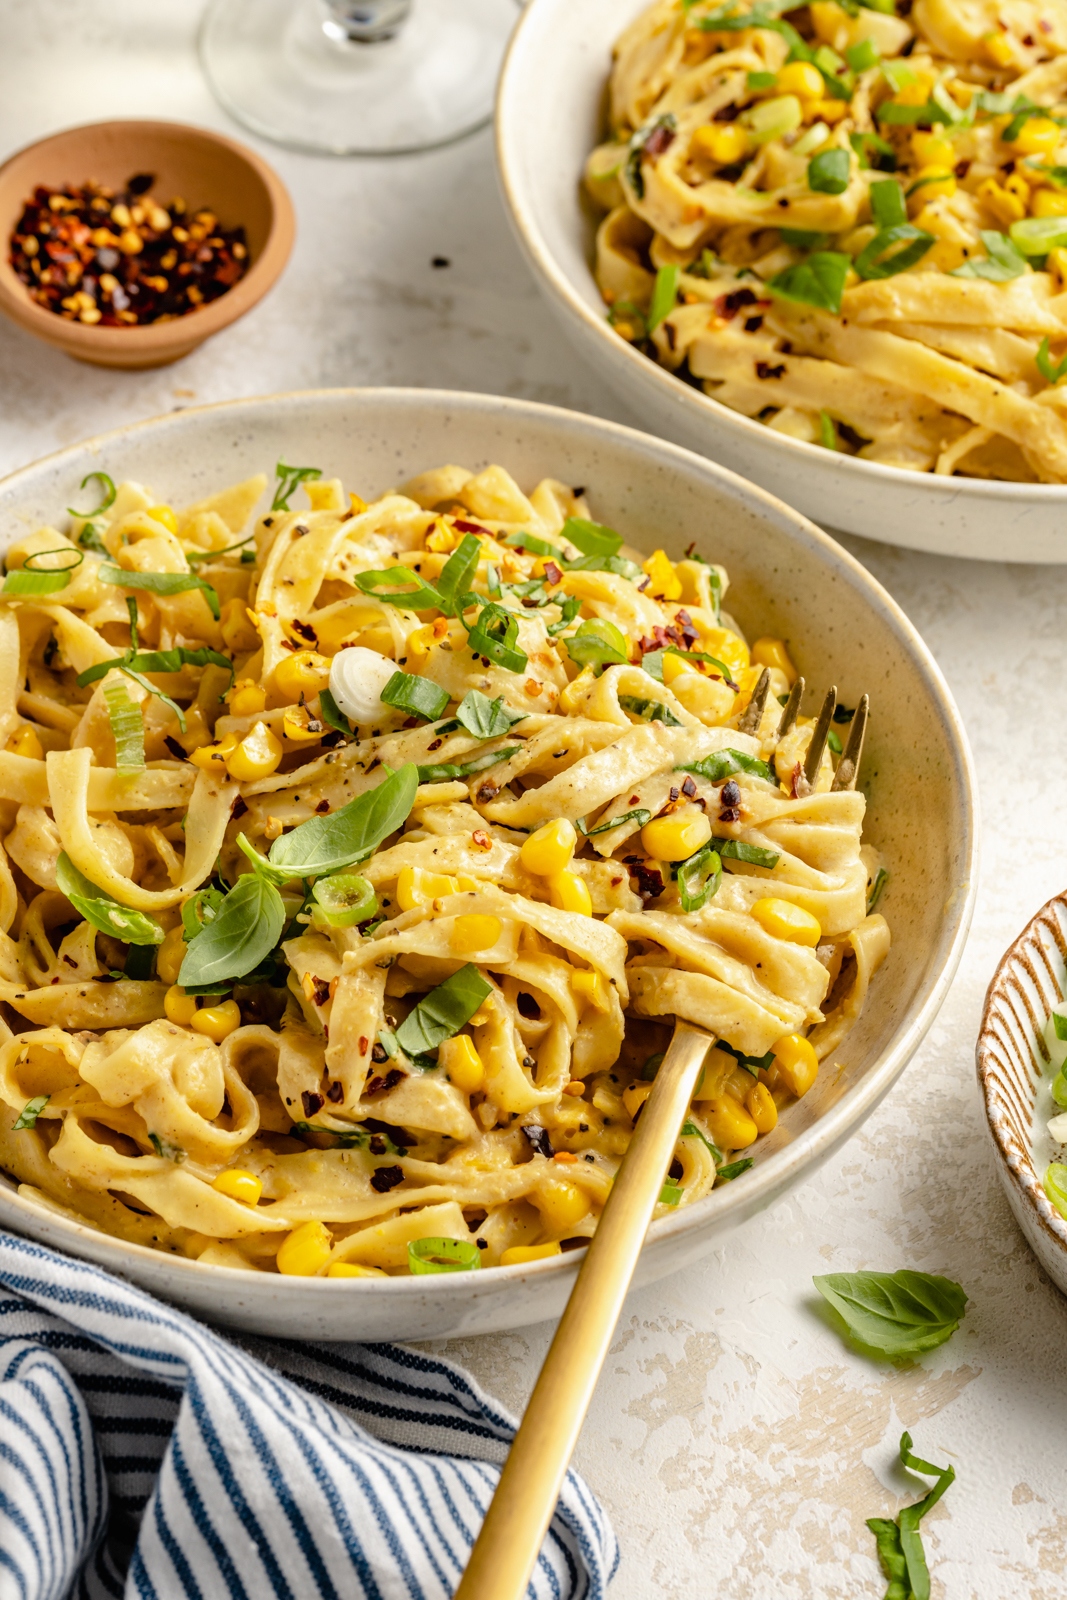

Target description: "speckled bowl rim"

left=977, top=891, right=1067, bottom=1256
left=0, top=386, right=979, bottom=1302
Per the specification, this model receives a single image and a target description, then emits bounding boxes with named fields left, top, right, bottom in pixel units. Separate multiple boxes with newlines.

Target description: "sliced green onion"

left=819, top=411, right=838, bottom=450
left=867, top=865, right=889, bottom=912
left=466, top=603, right=528, bottom=674
left=98, top=563, right=220, bottom=620
left=13, top=1095, right=48, bottom=1130
left=503, top=531, right=558, bottom=558
left=677, top=845, right=722, bottom=912
left=380, top=671, right=450, bottom=722
left=3, top=546, right=84, bottom=596
left=272, top=461, right=322, bottom=512
left=849, top=129, right=896, bottom=170
left=854, top=224, right=935, bottom=280
left=845, top=37, right=879, bottom=71
left=1045, top=1161, right=1067, bottom=1219
left=747, top=70, right=776, bottom=90
left=716, top=838, right=781, bottom=868
left=659, top=1181, right=684, bottom=1206
left=564, top=617, right=628, bottom=669
left=717, top=1158, right=754, bottom=1181
left=1053, top=1011, right=1067, bottom=1042
left=767, top=251, right=850, bottom=313
left=793, top=125, right=831, bottom=159
left=104, top=680, right=145, bottom=771
left=648, top=265, right=680, bottom=332
left=408, top=1236, right=482, bottom=1274
left=560, top=517, right=623, bottom=559
left=68, top=471, right=117, bottom=518
left=416, top=745, right=520, bottom=784
left=311, top=873, right=378, bottom=927
left=395, top=964, right=493, bottom=1057
left=186, top=534, right=255, bottom=565
left=1036, top=336, right=1067, bottom=386
left=870, top=180, right=906, bottom=230
left=807, top=147, right=850, bottom=194
left=743, top=93, right=802, bottom=144
left=577, top=806, right=651, bottom=837
left=780, top=225, right=830, bottom=247
left=618, top=694, right=683, bottom=726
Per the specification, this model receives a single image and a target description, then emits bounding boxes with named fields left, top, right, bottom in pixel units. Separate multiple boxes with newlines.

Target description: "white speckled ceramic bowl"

left=495, top=0, right=1067, bottom=562
left=0, top=389, right=977, bottom=1339
left=978, top=894, right=1067, bottom=1295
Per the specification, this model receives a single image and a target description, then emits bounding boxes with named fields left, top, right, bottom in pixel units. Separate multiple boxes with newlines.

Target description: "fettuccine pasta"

left=586, top=0, right=1067, bottom=480
left=0, top=459, right=888, bottom=1277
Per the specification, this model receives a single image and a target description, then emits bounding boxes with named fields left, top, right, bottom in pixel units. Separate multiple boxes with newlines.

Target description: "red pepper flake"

left=789, top=761, right=803, bottom=799
left=358, top=1035, right=370, bottom=1055
left=9, top=174, right=250, bottom=327
left=326, top=1081, right=344, bottom=1103
left=301, top=1090, right=324, bottom=1117
left=543, top=561, right=563, bottom=584
left=370, top=1164, right=405, bottom=1193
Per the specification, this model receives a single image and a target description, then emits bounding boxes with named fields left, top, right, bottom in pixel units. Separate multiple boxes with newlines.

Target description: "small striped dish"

left=977, top=892, right=1067, bottom=1295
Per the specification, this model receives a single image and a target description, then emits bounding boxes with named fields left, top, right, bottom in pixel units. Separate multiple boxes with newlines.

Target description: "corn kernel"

left=229, top=679, right=266, bottom=716
left=277, top=1220, right=333, bottom=1277
left=813, top=99, right=847, bottom=124
left=751, top=897, right=822, bottom=946
left=226, top=721, right=283, bottom=782
left=894, top=77, right=934, bottom=108
left=750, top=636, right=797, bottom=686
left=282, top=705, right=324, bottom=743
left=773, top=1032, right=819, bottom=1096
left=327, top=1262, right=388, bottom=1278
left=1032, top=188, right=1067, bottom=218
left=349, top=492, right=367, bottom=516
left=425, top=525, right=456, bottom=553
left=563, top=1079, right=585, bottom=1096
left=572, top=969, right=609, bottom=1010
left=146, top=504, right=178, bottom=534
left=212, top=1168, right=263, bottom=1205
left=776, top=60, right=824, bottom=101
left=500, top=1242, right=563, bottom=1266
left=157, top=926, right=187, bottom=986
left=622, top=1081, right=652, bottom=1120
left=520, top=817, right=577, bottom=876
left=909, top=166, right=956, bottom=206
left=694, top=625, right=749, bottom=677
left=451, top=913, right=501, bottom=953
left=1049, top=247, right=1067, bottom=289
left=536, top=1177, right=590, bottom=1230
left=641, top=549, right=683, bottom=600
left=558, top=666, right=596, bottom=714
left=745, top=1081, right=778, bottom=1134
left=220, top=597, right=261, bottom=652
left=691, top=123, right=750, bottom=166
left=547, top=870, right=593, bottom=916
left=911, top=132, right=955, bottom=169
left=6, top=726, right=43, bottom=760
left=440, top=1033, right=485, bottom=1093
left=704, top=1095, right=759, bottom=1150
left=982, top=28, right=1015, bottom=67
left=641, top=807, right=712, bottom=863
left=190, top=999, right=242, bottom=1043
left=397, top=865, right=459, bottom=910
left=661, top=651, right=698, bottom=685
left=164, top=985, right=198, bottom=1026
left=1010, top=116, right=1061, bottom=157
left=189, top=732, right=239, bottom=772
left=275, top=650, right=331, bottom=702
left=407, top=623, right=438, bottom=659
left=978, top=175, right=1027, bottom=226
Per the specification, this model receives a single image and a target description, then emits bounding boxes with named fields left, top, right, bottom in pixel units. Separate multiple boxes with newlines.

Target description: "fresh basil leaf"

left=56, top=852, right=165, bottom=946
left=854, top=224, right=935, bottom=280
left=99, top=563, right=220, bottom=621
left=68, top=470, right=117, bottom=519
left=318, top=687, right=353, bottom=736
left=641, top=1052, right=665, bottom=1081
left=780, top=228, right=830, bottom=249
left=716, top=1158, right=754, bottom=1180
left=564, top=618, right=628, bottom=669
left=503, top=531, right=558, bottom=557
left=1036, top=335, right=1067, bottom=385
left=870, top=179, right=906, bottom=230
left=178, top=871, right=286, bottom=987
left=577, top=807, right=651, bottom=837
left=13, top=1095, right=49, bottom=1131
left=813, top=1269, right=968, bottom=1357
left=561, top=517, right=623, bottom=559
left=466, top=603, right=528, bottom=673
left=716, top=838, right=781, bottom=867
left=272, top=461, right=322, bottom=512
left=77, top=646, right=233, bottom=701
left=618, top=694, right=684, bottom=727
left=78, top=523, right=108, bottom=555
left=455, top=689, right=523, bottom=739
left=1053, top=1011, right=1067, bottom=1042
left=435, top=534, right=482, bottom=616
left=624, top=114, right=676, bottom=200
left=642, top=647, right=740, bottom=690
left=952, top=229, right=1028, bottom=282
left=416, top=745, right=520, bottom=784
left=868, top=865, right=889, bottom=912
left=290, top=1120, right=406, bottom=1154
left=267, top=763, right=419, bottom=879
left=807, top=147, right=850, bottom=194
left=678, top=845, right=721, bottom=912
left=648, top=264, right=680, bottom=331
left=395, top=964, right=492, bottom=1056
left=868, top=1432, right=955, bottom=1600
left=676, top=747, right=774, bottom=783
left=103, top=680, right=145, bottom=771
left=409, top=1236, right=482, bottom=1274
left=767, top=251, right=850, bottom=312
left=546, top=595, right=582, bottom=637
left=718, top=1039, right=775, bottom=1076
left=353, top=567, right=443, bottom=612
left=381, top=671, right=449, bottom=722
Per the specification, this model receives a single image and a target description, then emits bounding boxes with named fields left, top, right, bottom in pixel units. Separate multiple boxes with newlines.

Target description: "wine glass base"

left=199, top=0, right=516, bottom=157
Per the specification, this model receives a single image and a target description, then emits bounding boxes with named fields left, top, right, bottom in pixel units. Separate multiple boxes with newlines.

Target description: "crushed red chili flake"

left=10, top=173, right=250, bottom=327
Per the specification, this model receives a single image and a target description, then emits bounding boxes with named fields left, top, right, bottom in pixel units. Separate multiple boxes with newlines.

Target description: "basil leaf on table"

left=266, top=762, right=419, bottom=879
left=395, top=964, right=493, bottom=1057
left=178, top=871, right=286, bottom=987
left=56, top=852, right=165, bottom=947
left=868, top=1431, right=956, bottom=1600
left=99, top=562, right=221, bottom=621
left=813, top=1269, right=968, bottom=1357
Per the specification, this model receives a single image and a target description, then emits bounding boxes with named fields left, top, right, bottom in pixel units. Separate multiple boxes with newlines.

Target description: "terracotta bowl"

left=978, top=893, right=1067, bottom=1295
left=0, top=119, right=294, bottom=369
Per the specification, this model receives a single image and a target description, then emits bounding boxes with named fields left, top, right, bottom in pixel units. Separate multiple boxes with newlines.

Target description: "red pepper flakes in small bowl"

left=10, top=172, right=250, bottom=327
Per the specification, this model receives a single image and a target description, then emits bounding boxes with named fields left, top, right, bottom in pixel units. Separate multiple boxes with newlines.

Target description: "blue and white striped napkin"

left=0, top=1229, right=617, bottom=1600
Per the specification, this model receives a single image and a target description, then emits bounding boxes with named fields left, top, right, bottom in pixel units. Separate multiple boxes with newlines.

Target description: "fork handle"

left=452, top=1021, right=715, bottom=1600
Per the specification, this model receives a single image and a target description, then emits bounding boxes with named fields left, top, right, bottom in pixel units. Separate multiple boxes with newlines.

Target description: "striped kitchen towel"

left=0, top=1229, right=618, bottom=1600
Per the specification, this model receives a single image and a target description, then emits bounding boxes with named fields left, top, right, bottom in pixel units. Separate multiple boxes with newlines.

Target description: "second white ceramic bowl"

left=0, top=389, right=977, bottom=1339
left=495, top=0, right=1067, bottom=562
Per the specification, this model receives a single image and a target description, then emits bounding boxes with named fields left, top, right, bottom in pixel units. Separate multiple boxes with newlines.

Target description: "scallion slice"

left=677, top=845, right=722, bottom=912
left=466, top=603, right=528, bottom=673
left=103, top=680, right=145, bottom=771
left=408, top=1237, right=482, bottom=1274
left=564, top=618, right=628, bottom=669
left=560, top=516, right=623, bottom=559
left=68, top=471, right=117, bottom=519
left=311, top=873, right=378, bottom=927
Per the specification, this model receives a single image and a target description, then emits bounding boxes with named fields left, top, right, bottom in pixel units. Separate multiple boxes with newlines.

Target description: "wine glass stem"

left=323, top=0, right=412, bottom=43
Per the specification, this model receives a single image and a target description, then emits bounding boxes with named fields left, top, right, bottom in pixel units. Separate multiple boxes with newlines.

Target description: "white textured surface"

left=2, top=5, right=1066, bottom=1595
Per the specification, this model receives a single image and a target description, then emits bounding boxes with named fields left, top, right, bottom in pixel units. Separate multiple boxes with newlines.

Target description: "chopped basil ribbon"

left=311, top=873, right=378, bottom=927
left=77, top=631, right=233, bottom=736
left=813, top=1269, right=968, bottom=1357
left=381, top=670, right=450, bottom=722
left=103, top=680, right=145, bottom=771
left=819, top=411, right=838, bottom=450
left=867, top=1432, right=956, bottom=1600
left=953, top=229, right=1028, bottom=281
left=78, top=524, right=108, bottom=554
left=454, top=689, right=523, bottom=739
left=318, top=687, right=352, bottom=736
left=677, top=845, right=722, bottom=912
left=641, top=1052, right=665, bottom=1081
left=618, top=694, right=684, bottom=726
left=13, top=1095, right=49, bottom=1131
left=854, top=224, right=935, bottom=280
left=560, top=517, right=623, bottom=559
left=99, top=562, right=221, bottom=621
left=466, top=603, right=528, bottom=673
left=845, top=36, right=879, bottom=71
left=716, top=837, right=781, bottom=868
left=292, top=1120, right=406, bottom=1153
left=577, top=807, right=651, bottom=837
left=807, top=147, right=850, bottom=195
left=827, top=728, right=842, bottom=755
left=849, top=129, right=896, bottom=170
left=546, top=596, right=582, bottom=636
left=564, top=617, right=628, bottom=669
left=408, top=1237, right=482, bottom=1274
left=681, top=1118, right=724, bottom=1163
left=624, top=113, right=676, bottom=200
left=781, top=227, right=830, bottom=249
left=563, top=552, right=644, bottom=583
left=719, top=1039, right=776, bottom=1076
left=641, top=646, right=739, bottom=690
left=416, top=745, right=520, bottom=784
left=504, top=530, right=558, bottom=558
left=186, top=534, right=255, bottom=565
left=272, top=461, right=322, bottom=512
left=1037, top=336, right=1067, bottom=385
left=56, top=852, right=165, bottom=946
left=676, top=747, right=774, bottom=783
left=354, top=567, right=444, bottom=611
left=767, top=251, right=850, bottom=313
left=396, top=964, right=492, bottom=1057
left=178, top=870, right=286, bottom=987
left=869, top=179, right=906, bottom=230
left=149, top=1133, right=185, bottom=1163
left=747, top=70, right=777, bottom=91
left=658, top=1181, right=684, bottom=1206
left=716, top=1158, right=754, bottom=1180
left=867, top=865, right=889, bottom=912
left=124, top=943, right=156, bottom=981
left=3, top=546, right=84, bottom=596
left=68, top=470, right=117, bottom=519
left=648, top=264, right=680, bottom=332
left=266, top=763, right=419, bottom=879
